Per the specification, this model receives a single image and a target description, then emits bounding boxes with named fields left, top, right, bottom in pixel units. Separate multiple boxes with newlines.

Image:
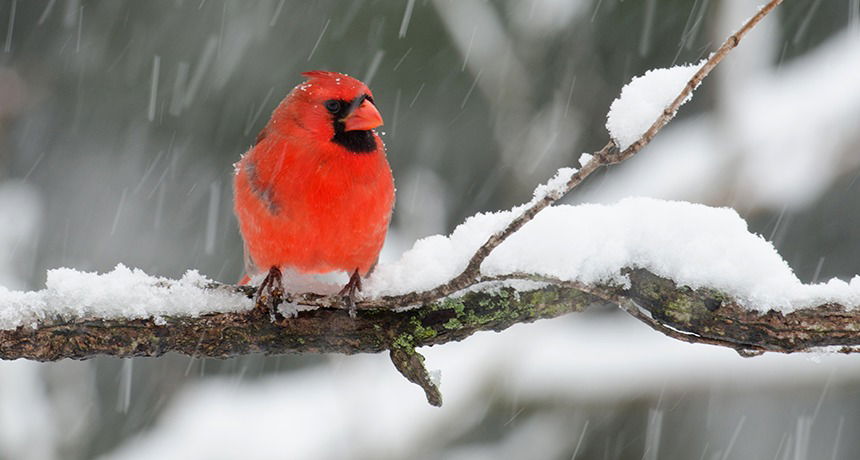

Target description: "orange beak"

left=343, top=99, right=383, bottom=131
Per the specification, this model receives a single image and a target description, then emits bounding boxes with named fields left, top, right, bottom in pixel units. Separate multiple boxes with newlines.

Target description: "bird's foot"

left=255, top=266, right=284, bottom=322
left=338, top=269, right=362, bottom=318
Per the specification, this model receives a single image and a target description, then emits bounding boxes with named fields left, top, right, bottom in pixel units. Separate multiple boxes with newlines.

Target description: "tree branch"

left=3, top=269, right=859, bottom=392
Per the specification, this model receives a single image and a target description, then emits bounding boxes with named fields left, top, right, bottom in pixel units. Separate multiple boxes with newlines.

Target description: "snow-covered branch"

left=2, top=266, right=859, bottom=405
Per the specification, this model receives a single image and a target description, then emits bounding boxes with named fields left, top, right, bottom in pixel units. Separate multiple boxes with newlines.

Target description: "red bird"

left=233, top=71, right=394, bottom=312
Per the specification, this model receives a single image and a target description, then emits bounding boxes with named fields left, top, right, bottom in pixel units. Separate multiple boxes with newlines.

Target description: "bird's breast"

left=236, top=138, right=394, bottom=275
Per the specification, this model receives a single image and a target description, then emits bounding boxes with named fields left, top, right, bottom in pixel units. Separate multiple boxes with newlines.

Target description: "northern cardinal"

left=233, top=71, right=394, bottom=313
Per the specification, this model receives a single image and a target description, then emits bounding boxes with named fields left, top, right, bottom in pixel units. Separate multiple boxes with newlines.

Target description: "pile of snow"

left=605, top=61, right=703, bottom=150
left=365, top=197, right=860, bottom=313
left=530, top=166, right=576, bottom=203
left=0, top=265, right=250, bottom=330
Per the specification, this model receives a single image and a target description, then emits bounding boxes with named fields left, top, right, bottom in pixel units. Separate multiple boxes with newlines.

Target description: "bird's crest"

left=301, top=70, right=347, bottom=80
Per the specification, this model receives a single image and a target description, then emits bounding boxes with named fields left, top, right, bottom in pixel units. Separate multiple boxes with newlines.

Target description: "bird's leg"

left=338, top=268, right=362, bottom=318
left=255, top=266, right=284, bottom=322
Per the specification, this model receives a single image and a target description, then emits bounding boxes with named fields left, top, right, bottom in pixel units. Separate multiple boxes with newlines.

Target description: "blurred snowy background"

left=0, top=0, right=859, bottom=459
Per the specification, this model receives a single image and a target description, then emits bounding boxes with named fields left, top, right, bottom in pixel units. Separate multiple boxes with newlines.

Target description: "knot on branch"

left=595, top=142, right=626, bottom=165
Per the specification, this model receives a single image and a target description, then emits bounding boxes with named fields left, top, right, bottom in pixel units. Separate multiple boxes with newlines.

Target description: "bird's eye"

left=324, top=100, right=341, bottom=113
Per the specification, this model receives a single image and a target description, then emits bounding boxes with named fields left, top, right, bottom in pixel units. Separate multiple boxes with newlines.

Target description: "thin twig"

left=612, top=0, right=783, bottom=161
